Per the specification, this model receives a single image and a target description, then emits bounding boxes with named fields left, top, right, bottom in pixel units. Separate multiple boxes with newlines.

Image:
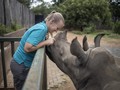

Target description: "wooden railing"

left=0, top=37, right=21, bottom=90
left=0, top=37, right=47, bottom=90
left=22, top=47, right=47, bottom=90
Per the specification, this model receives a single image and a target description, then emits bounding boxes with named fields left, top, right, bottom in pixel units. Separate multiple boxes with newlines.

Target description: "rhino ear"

left=70, top=37, right=82, bottom=57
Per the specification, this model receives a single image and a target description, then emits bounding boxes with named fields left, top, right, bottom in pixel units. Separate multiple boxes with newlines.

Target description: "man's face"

left=48, top=20, right=64, bottom=34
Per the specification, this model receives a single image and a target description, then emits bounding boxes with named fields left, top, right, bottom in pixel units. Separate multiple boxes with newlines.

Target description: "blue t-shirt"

left=13, top=21, right=48, bottom=67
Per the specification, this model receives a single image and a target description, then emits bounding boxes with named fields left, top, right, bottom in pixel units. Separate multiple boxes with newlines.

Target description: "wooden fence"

left=0, top=37, right=47, bottom=90
left=0, top=0, right=35, bottom=27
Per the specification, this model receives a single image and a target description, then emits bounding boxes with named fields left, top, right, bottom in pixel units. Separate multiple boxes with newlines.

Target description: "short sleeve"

left=26, top=29, right=46, bottom=46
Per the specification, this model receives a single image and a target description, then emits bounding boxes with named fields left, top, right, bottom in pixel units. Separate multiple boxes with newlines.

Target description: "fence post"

left=0, top=42, right=7, bottom=88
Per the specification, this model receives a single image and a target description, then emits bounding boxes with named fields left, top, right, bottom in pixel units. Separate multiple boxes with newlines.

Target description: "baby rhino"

left=46, top=31, right=120, bottom=90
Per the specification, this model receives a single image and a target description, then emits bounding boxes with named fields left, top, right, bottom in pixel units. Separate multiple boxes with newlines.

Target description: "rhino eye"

left=55, top=45, right=64, bottom=56
left=60, top=49, right=63, bottom=56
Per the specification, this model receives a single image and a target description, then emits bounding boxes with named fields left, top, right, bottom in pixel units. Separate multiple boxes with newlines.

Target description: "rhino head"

left=46, top=31, right=120, bottom=90
left=46, top=31, right=92, bottom=89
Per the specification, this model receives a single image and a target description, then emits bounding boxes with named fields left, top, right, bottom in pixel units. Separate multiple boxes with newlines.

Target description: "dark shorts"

left=10, top=59, right=30, bottom=90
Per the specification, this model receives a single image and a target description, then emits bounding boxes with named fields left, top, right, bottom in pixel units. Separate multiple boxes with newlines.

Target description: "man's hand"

left=46, top=37, right=55, bottom=45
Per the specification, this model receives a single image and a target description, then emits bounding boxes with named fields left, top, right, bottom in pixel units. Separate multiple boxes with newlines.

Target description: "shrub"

left=113, top=21, right=120, bottom=34
left=0, top=23, right=22, bottom=36
left=11, top=22, right=22, bottom=31
left=72, top=30, right=83, bottom=35
left=0, top=24, right=13, bottom=36
left=83, top=24, right=96, bottom=34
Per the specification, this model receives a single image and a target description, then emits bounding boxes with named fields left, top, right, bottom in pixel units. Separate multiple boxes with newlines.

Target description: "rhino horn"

left=70, top=37, right=87, bottom=64
left=60, top=30, right=67, bottom=39
left=83, top=35, right=89, bottom=51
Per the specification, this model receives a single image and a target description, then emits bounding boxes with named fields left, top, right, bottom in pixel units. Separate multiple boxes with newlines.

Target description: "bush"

left=71, top=30, right=83, bottom=35
left=11, top=23, right=17, bottom=31
left=0, top=23, right=22, bottom=36
left=83, top=24, right=96, bottom=34
left=0, top=24, right=14, bottom=36
left=0, top=24, right=7, bottom=35
left=113, top=21, right=120, bottom=34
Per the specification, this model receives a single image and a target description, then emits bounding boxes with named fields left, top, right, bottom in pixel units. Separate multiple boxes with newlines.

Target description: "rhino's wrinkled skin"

left=46, top=31, right=120, bottom=90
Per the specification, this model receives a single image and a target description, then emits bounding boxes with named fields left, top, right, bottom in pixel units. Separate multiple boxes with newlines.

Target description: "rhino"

left=82, top=33, right=120, bottom=66
left=46, top=31, right=120, bottom=90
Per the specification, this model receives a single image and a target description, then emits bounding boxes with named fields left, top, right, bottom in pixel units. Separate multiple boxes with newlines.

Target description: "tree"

left=52, top=0, right=65, bottom=5
left=110, top=0, right=120, bottom=22
left=31, top=2, right=51, bottom=16
left=56, top=0, right=112, bottom=30
left=17, top=0, right=44, bottom=8
left=17, top=0, right=31, bottom=7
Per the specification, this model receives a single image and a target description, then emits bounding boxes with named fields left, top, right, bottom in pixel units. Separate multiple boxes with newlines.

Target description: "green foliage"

left=52, top=0, right=65, bottom=5
left=17, top=0, right=31, bottom=7
left=0, top=24, right=13, bottom=36
left=71, top=30, right=83, bottom=35
left=11, top=22, right=22, bottom=31
left=107, top=33, right=120, bottom=39
left=31, top=2, right=51, bottom=16
left=0, top=23, right=22, bottom=36
left=72, top=29, right=120, bottom=39
left=113, top=21, right=120, bottom=34
left=83, top=24, right=96, bottom=34
left=110, top=2, right=120, bottom=22
left=56, top=0, right=112, bottom=29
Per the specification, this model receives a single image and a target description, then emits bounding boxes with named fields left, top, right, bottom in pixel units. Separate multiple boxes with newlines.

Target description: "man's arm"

left=24, top=38, right=55, bottom=53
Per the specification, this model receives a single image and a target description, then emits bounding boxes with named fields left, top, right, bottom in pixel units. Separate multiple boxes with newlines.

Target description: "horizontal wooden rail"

left=0, top=37, right=21, bottom=42
left=22, top=47, right=47, bottom=90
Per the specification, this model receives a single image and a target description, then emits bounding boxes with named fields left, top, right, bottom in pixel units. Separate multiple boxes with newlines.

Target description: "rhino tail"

left=83, top=35, right=89, bottom=51
left=94, top=33, right=105, bottom=47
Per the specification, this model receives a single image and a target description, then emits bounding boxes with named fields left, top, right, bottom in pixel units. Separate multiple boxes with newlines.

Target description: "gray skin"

left=46, top=31, right=120, bottom=90
left=83, top=34, right=120, bottom=67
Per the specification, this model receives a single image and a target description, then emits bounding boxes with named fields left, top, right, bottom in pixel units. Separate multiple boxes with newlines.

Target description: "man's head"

left=45, top=11, right=65, bottom=34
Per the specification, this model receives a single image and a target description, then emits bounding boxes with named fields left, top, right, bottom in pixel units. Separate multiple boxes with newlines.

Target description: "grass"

left=71, top=29, right=120, bottom=39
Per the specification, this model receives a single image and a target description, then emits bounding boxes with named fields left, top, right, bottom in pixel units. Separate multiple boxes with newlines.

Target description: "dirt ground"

left=67, top=32, right=120, bottom=47
left=52, top=31, right=120, bottom=90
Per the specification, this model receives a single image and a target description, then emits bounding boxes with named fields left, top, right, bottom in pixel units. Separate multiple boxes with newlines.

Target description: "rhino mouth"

left=46, top=45, right=54, bottom=62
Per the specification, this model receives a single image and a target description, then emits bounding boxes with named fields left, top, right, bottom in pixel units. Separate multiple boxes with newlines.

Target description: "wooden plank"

left=22, top=47, right=46, bottom=90
left=0, top=37, right=21, bottom=42
left=0, top=0, right=4, bottom=24
left=0, top=87, right=15, bottom=90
